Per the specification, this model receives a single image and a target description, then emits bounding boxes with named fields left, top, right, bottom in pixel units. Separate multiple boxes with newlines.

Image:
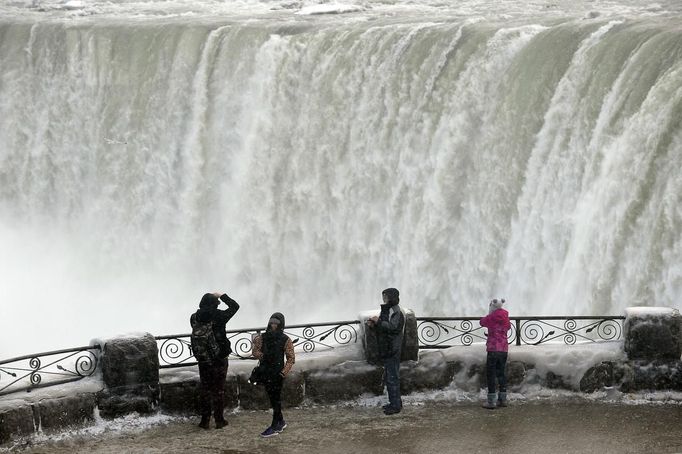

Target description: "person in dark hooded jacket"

left=367, top=288, right=405, bottom=415
left=190, top=292, right=239, bottom=429
left=251, top=312, right=295, bottom=438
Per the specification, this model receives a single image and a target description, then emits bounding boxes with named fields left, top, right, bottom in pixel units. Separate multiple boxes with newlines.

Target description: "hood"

left=266, top=312, right=286, bottom=331
left=382, top=287, right=400, bottom=305
left=199, top=293, right=219, bottom=308
left=195, top=306, right=217, bottom=323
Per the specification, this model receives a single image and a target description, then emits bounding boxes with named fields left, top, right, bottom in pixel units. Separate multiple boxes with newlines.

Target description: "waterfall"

left=0, top=9, right=680, bottom=355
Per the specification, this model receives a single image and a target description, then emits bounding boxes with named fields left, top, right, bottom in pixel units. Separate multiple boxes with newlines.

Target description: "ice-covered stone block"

left=0, top=405, right=34, bottom=444
left=624, top=307, right=682, bottom=361
left=159, top=375, right=238, bottom=414
left=99, top=333, right=160, bottom=417
left=37, top=393, right=96, bottom=431
left=359, top=308, right=418, bottom=365
left=237, top=370, right=303, bottom=410
left=304, top=361, right=383, bottom=403
left=400, top=351, right=456, bottom=394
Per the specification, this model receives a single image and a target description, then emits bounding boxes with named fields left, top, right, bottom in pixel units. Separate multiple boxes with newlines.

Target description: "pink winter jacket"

left=480, top=308, right=511, bottom=352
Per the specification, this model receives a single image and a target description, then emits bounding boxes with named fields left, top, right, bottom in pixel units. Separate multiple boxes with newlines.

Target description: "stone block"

left=621, top=360, right=682, bottom=392
left=236, top=371, right=303, bottom=410
left=159, top=374, right=239, bottom=414
left=359, top=308, right=418, bottom=366
left=544, top=371, right=572, bottom=390
left=506, top=361, right=527, bottom=389
left=37, top=393, right=96, bottom=431
left=580, top=362, right=615, bottom=393
left=400, top=352, right=455, bottom=395
left=99, top=333, right=160, bottom=418
left=159, top=380, right=198, bottom=414
left=0, top=405, right=35, bottom=444
left=624, top=307, right=682, bottom=361
left=305, top=361, right=383, bottom=404
left=97, top=391, right=156, bottom=419
left=401, top=310, right=419, bottom=362
left=102, top=333, right=160, bottom=393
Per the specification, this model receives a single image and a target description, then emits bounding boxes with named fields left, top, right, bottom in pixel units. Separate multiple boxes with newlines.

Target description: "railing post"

left=515, top=319, right=521, bottom=346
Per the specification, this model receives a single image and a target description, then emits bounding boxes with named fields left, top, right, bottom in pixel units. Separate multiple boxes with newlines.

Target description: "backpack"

left=190, top=315, right=221, bottom=362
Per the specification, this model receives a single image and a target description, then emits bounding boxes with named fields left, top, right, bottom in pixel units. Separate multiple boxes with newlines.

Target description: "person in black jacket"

left=251, top=312, right=296, bottom=438
left=367, top=288, right=405, bottom=415
left=190, top=292, right=239, bottom=429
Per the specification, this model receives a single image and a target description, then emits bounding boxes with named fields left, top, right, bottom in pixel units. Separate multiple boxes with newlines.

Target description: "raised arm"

left=217, top=293, right=240, bottom=323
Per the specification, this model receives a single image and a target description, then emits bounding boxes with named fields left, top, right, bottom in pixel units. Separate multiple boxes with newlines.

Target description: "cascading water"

left=1, top=0, right=681, bottom=357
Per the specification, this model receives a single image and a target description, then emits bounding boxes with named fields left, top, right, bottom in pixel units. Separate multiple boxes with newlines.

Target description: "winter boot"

left=215, top=418, right=228, bottom=429
left=198, top=416, right=210, bottom=429
left=482, top=393, right=496, bottom=410
left=497, top=392, right=508, bottom=408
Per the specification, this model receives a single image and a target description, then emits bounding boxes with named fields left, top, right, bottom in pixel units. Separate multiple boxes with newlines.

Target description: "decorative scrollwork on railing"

left=417, top=316, right=625, bottom=349
left=155, top=321, right=360, bottom=369
left=159, top=338, right=193, bottom=366
left=517, top=318, right=624, bottom=345
left=417, top=318, right=487, bottom=348
left=0, top=346, right=101, bottom=397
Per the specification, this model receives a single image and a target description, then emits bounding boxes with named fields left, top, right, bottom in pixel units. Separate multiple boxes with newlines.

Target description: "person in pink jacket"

left=479, top=298, right=510, bottom=409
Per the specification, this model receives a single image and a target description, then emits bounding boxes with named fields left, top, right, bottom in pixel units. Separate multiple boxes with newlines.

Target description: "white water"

left=0, top=0, right=681, bottom=357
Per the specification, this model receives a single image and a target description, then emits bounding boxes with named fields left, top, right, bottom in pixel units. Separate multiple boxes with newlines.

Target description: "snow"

left=625, top=307, right=680, bottom=317
left=0, top=377, right=103, bottom=411
left=437, top=341, right=626, bottom=389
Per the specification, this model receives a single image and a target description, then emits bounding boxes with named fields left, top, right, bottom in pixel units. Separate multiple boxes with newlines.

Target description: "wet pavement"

left=9, top=401, right=682, bottom=454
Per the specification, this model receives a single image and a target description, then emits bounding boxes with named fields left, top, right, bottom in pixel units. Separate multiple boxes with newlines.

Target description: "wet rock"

left=462, top=363, right=487, bottom=391
left=401, top=310, right=419, bottom=362
left=400, top=352, right=455, bottom=394
left=621, top=360, right=682, bottom=391
left=544, top=371, right=572, bottom=390
left=305, top=361, right=383, bottom=404
left=580, top=362, right=615, bottom=393
left=159, top=380, right=199, bottom=414
left=236, top=374, right=270, bottom=410
left=102, top=333, right=159, bottom=393
left=359, top=309, right=418, bottom=366
left=237, top=371, right=303, bottom=410
left=99, top=333, right=160, bottom=418
left=97, top=391, right=157, bottom=418
left=624, top=307, right=682, bottom=361
left=159, top=375, right=238, bottom=414
left=506, top=361, right=527, bottom=389
left=0, top=405, right=34, bottom=444
left=37, top=393, right=96, bottom=431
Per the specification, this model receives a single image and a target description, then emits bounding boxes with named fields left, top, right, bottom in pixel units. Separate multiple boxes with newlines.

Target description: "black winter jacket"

left=190, top=294, right=240, bottom=359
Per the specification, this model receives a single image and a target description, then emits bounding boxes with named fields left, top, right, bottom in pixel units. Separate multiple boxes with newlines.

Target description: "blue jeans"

left=384, top=354, right=402, bottom=408
left=486, top=351, right=508, bottom=394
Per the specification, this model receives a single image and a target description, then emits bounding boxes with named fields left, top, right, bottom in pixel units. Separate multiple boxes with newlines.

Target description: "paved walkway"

left=8, top=401, right=682, bottom=454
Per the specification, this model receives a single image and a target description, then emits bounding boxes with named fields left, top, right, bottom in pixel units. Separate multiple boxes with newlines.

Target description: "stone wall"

left=4, top=307, right=682, bottom=445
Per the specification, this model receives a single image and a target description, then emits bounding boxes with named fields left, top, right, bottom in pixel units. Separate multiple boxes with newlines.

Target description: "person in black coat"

left=367, top=288, right=405, bottom=415
left=190, top=292, right=239, bottom=429
left=252, top=312, right=296, bottom=437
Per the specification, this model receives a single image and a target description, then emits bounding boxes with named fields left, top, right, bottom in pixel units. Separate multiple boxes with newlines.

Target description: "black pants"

left=486, top=351, right=508, bottom=394
left=383, top=353, right=402, bottom=409
left=198, top=358, right=228, bottom=421
left=264, top=375, right=284, bottom=427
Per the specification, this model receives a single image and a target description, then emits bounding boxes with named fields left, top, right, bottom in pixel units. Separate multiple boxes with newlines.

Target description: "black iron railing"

left=0, top=316, right=627, bottom=395
left=155, top=321, right=360, bottom=369
left=417, top=316, right=625, bottom=348
left=0, top=345, right=101, bottom=397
